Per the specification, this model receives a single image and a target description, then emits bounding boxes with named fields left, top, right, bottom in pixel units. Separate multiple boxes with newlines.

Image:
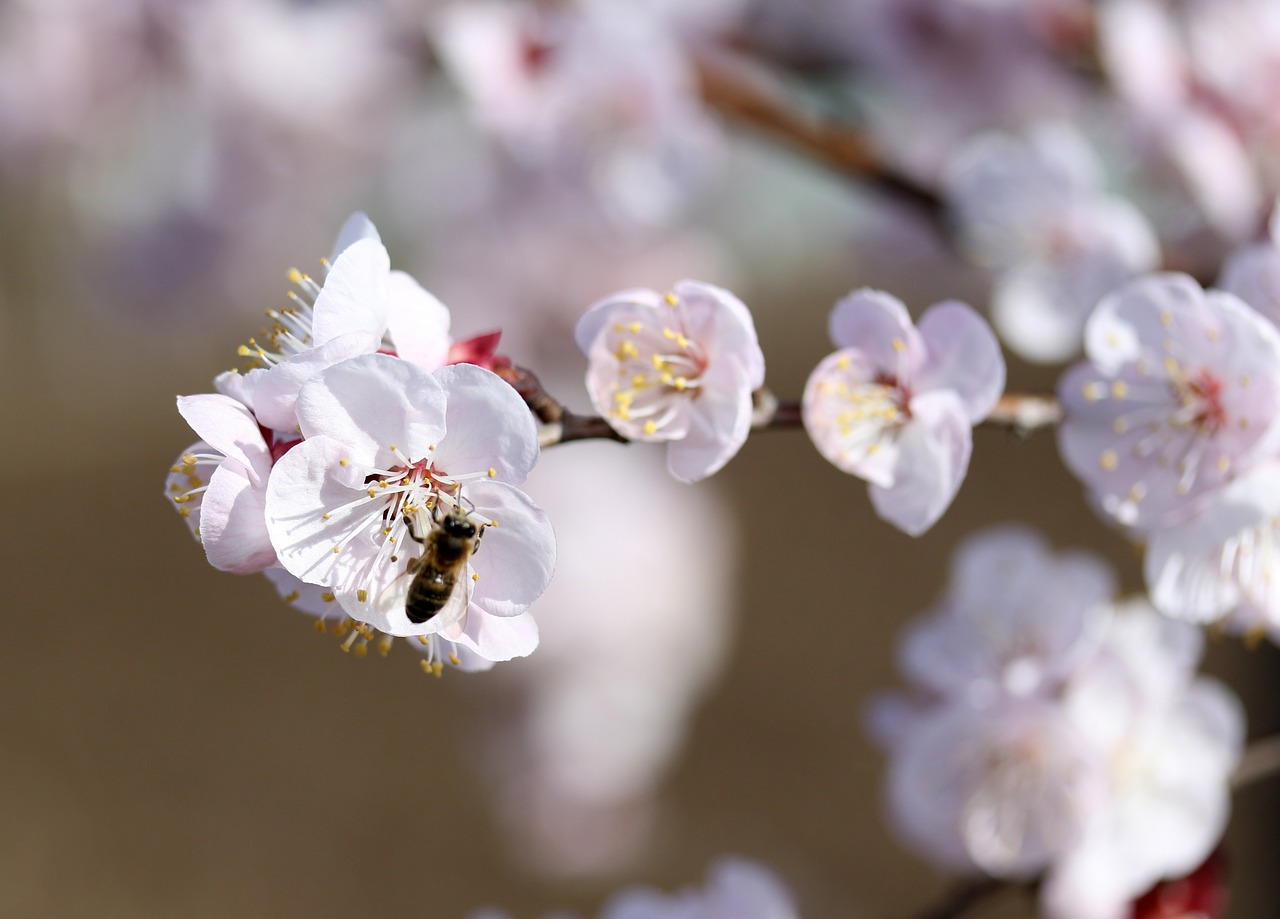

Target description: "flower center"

left=604, top=315, right=709, bottom=436
left=826, top=367, right=911, bottom=457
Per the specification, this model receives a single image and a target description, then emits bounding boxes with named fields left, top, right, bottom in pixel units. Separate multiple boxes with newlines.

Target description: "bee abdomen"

left=405, top=569, right=457, bottom=624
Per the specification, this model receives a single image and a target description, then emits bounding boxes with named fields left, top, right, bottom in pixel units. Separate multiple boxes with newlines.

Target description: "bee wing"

left=431, top=572, right=473, bottom=633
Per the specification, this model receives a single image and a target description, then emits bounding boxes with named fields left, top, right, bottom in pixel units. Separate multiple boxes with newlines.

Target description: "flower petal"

left=311, top=237, right=391, bottom=345
left=870, top=390, right=972, bottom=536
left=465, top=479, right=555, bottom=617
left=916, top=301, right=1006, bottom=422
left=452, top=608, right=540, bottom=662
left=828, top=288, right=924, bottom=377
left=251, top=331, right=380, bottom=435
left=672, top=279, right=765, bottom=388
left=386, top=270, right=451, bottom=371
left=329, top=211, right=381, bottom=262
left=294, top=352, right=447, bottom=468
left=434, top=363, right=540, bottom=483
left=201, top=460, right=276, bottom=573
left=574, top=287, right=664, bottom=355
left=176, top=393, right=271, bottom=484
left=665, top=357, right=753, bottom=483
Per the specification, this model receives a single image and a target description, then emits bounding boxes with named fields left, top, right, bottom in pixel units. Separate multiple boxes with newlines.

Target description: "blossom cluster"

left=870, top=527, right=1243, bottom=919
left=1058, top=268, right=1280, bottom=642
left=166, top=214, right=555, bottom=671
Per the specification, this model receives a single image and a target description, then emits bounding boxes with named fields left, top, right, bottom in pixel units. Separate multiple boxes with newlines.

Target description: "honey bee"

left=398, top=501, right=484, bottom=625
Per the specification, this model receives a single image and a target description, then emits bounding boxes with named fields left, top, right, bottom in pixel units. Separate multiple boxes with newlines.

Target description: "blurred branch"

left=497, top=364, right=1061, bottom=448
left=692, top=45, right=947, bottom=221
left=904, top=878, right=1007, bottom=919
left=1233, top=734, right=1280, bottom=790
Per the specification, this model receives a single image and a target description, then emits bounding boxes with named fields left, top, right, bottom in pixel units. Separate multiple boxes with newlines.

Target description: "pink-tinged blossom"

left=888, top=695, right=1106, bottom=877
left=575, top=280, right=765, bottom=483
left=803, top=289, right=1005, bottom=535
left=601, top=858, right=799, bottom=919
left=898, top=526, right=1112, bottom=702
left=1144, top=462, right=1280, bottom=641
left=1044, top=604, right=1243, bottom=919
left=228, top=212, right=452, bottom=434
left=1058, top=273, right=1280, bottom=530
left=167, top=393, right=277, bottom=574
left=944, top=125, right=1159, bottom=363
left=431, top=1, right=723, bottom=227
left=265, top=354, right=553, bottom=663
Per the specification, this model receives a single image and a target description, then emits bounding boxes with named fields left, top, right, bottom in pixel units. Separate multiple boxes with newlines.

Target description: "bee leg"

left=471, top=526, right=485, bottom=556
left=403, top=512, right=426, bottom=545
left=405, top=557, right=422, bottom=574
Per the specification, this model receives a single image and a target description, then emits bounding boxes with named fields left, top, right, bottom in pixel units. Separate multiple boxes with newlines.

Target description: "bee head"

left=441, top=504, right=478, bottom=539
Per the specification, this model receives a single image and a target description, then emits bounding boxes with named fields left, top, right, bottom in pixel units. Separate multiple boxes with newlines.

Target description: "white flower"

left=265, top=354, right=553, bottom=663
left=802, top=289, right=1005, bottom=535
left=575, top=280, right=765, bottom=483
left=229, top=212, right=451, bottom=433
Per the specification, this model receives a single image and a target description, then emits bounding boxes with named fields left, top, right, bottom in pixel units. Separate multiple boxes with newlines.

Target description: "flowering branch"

left=692, top=45, right=946, bottom=220
left=498, top=363, right=1060, bottom=449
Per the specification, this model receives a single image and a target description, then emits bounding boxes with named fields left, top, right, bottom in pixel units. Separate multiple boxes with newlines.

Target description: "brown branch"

left=691, top=45, right=946, bottom=220
left=497, top=365, right=1061, bottom=447
left=903, top=878, right=1007, bottom=919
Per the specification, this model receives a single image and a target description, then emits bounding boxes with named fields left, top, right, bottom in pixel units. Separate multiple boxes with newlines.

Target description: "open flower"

left=802, top=289, right=1005, bottom=535
left=166, top=393, right=277, bottom=574
left=227, top=212, right=452, bottom=433
left=575, top=279, right=765, bottom=483
left=1058, top=273, right=1280, bottom=530
left=265, top=353, right=554, bottom=662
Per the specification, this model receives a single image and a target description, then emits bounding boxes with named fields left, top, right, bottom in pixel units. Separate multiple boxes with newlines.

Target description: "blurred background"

left=1, top=0, right=1278, bottom=916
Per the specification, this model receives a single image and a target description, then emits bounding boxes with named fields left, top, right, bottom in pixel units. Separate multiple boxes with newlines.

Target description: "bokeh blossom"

left=1058, top=273, right=1280, bottom=530
left=871, top=527, right=1244, bottom=915
left=575, top=280, right=765, bottom=483
left=803, top=289, right=1004, bottom=535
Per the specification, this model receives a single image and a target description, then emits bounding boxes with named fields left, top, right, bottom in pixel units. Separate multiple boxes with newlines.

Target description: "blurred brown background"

left=0, top=198, right=1277, bottom=919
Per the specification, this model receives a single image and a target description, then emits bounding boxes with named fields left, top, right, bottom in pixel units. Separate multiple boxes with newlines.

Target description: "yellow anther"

left=287, top=267, right=304, bottom=284
left=314, top=619, right=327, bottom=633
left=339, top=458, right=350, bottom=467
left=418, top=635, right=430, bottom=645
left=488, top=467, right=497, bottom=477
left=332, top=545, right=341, bottom=554
left=891, top=337, right=905, bottom=353
left=1112, top=418, right=1129, bottom=434
left=283, top=591, right=299, bottom=604
left=1241, top=375, right=1252, bottom=388
left=432, top=662, right=444, bottom=678
left=628, top=322, right=642, bottom=333
left=420, top=660, right=432, bottom=674
left=651, top=353, right=665, bottom=370
left=836, top=356, right=851, bottom=370
left=612, top=322, right=625, bottom=333
left=449, top=652, right=461, bottom=666
left=389, top=443, right=397, bottom=451
left=471, top=572, right=480, bottom=581
left=368, top=489, right=378, bottom=498
left=170, top=465, right=184, bottom=474
left=1082, top=382, right=1106, bottom=402
left=1100, top=450, right=1119, bottom=471
left=664, top=291, right=678, bottom=306
left=177, top=507, right=191, bottom=518
left=173, top=495, right=187, bottom=504
left=323, top=513, right=331, bottom=520
left=674, top=377, right=687, bottom=391
left=354, top=643, right=368, bottom=659
left=1111, top=381, right=1128, bottom=399
left=1159, top=310, right=1173, bottom=327
left=378, top=636, right=393, bottom=657
left=357, top=589, right=368, bottom=602
left=662, top=327, right=678, bottom=340
left=1217, top=456, right=1230, bottom=472
left=643, top=420, right=658, bottom=435
left=182, top=453, right=198, bottom=465
left=237, top=345, right=253, bottom=357
left=378, top=480, right=388, bottom=489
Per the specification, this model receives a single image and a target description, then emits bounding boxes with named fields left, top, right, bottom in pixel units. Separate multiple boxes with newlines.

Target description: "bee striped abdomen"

left=405, top=568, right=456, bottom=623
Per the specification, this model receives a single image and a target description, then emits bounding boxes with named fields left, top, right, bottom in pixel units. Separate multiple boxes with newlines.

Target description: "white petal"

left=200, top=460, right=276, bottom=573
left=916, top=301, right=1006, bottom=422
left=434, top=363, right=540, bottom=484
left=329, top=211, right=381, bottom=262
left=311, top=237, right=391, bottom=345
left=672, top=279, right=765, bottom=388
left=465, top=479, right=555, bottom=617
left=386, top=270, right=451, bottom=371
left=665, top=357, right=754, bottom=483
left=294, top=353, right=447, bottom=468
left=869, top=390, right=972, bottom=536
left=176, top=393, right=272, bottom=484
left=574, top=287, right=664, bottom=355
left=828, top=288, right=924, bottom=377
left=452, top=608, right=540, bottom=662
left=251, top=331, right=380, bottom=435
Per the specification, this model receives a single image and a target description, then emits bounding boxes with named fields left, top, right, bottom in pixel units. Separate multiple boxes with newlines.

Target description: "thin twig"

left=498, top=364, right=1062, bottom=448
left=904, top=878, right=1006, bottom=919
left=691, top=45, right=946, bottom=220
